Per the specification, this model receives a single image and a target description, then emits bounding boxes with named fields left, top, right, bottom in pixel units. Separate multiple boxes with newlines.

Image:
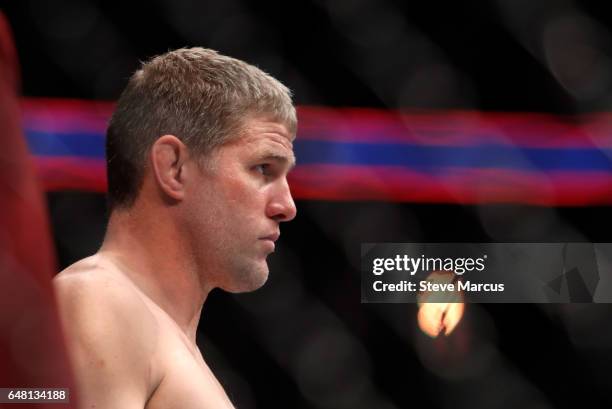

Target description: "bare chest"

left=145, top=319, right=235, bottom=409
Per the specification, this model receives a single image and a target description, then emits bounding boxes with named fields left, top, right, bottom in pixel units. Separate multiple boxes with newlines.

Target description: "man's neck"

left=98, top=207, right=209, bottom=342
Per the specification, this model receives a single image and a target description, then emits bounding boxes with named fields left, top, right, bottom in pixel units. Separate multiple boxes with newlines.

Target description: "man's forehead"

left=238, top=118, right=294, bottom=149
left=241, top=118, right=295, bottom=143
left=213, top=117, right=296, bottom=164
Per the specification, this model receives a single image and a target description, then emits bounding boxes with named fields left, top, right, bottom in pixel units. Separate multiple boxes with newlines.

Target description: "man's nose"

left=266, top=180, right=297, bottom=222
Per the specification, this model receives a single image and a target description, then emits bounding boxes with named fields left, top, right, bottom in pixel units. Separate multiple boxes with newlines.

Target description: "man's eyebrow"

left=257, top=151, right=297, bottom=169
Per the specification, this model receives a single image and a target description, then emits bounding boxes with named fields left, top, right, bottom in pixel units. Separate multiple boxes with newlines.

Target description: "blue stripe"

left=295, top=140, right=612, bottom=172
left=24, top=130, right=612, bottom=172
left=25, top=130, right=105, bottom=158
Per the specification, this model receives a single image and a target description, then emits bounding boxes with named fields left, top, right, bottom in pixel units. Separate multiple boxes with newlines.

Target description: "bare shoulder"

left=54, top=255, right=158, bottom=342
left=54, top=255, right=160, bottom=408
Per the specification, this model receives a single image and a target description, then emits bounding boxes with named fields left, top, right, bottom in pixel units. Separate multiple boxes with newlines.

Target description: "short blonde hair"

left=106, top=47, right=296, bottom=209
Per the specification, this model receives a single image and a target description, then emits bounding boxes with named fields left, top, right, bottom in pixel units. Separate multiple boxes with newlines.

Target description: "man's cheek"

left=227, top=178, right=259, bottom=201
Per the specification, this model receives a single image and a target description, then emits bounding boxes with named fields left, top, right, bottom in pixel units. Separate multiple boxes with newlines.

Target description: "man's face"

left=183, top=117, right=297, bottom=292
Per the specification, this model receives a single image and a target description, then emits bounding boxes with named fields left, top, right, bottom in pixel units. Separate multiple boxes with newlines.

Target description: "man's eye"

left=254, top=164, right=270, bottom=175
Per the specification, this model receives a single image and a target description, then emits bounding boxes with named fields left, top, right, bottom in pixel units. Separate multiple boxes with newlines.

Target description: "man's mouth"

left=260, top=232, right=280, bottom=242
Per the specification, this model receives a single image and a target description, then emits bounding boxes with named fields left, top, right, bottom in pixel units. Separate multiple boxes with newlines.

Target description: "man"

left=54, top=47, right=297, bottom=408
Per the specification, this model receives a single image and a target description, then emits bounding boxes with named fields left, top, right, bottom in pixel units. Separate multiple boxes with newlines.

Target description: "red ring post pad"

left=362, top=243, right=612, bottom=303
left=23, top=98, right=612, bottom=206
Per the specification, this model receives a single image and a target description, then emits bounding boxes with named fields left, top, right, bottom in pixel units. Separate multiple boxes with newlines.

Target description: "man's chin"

left=224, top=263, right=269, bottom=293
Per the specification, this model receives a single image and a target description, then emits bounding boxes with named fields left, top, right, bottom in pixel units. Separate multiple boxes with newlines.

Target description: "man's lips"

left=260, top=232, right=280, bottom=242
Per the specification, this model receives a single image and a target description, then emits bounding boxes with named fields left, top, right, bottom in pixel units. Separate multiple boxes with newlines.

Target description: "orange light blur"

left=417, top=271, right=465, bottom=337
left=418, top=302, right=465, bottom=337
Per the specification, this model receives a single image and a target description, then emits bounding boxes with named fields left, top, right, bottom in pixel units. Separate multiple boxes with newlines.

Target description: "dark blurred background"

left=4, top=1, right=612, bottom=408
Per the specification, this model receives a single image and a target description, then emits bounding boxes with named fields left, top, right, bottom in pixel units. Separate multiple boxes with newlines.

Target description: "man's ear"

left=150, top=135, right=189, bottom=202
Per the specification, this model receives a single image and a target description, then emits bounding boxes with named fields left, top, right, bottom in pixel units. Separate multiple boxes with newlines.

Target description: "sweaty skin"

left=54, top=118, right=296, bottom=409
